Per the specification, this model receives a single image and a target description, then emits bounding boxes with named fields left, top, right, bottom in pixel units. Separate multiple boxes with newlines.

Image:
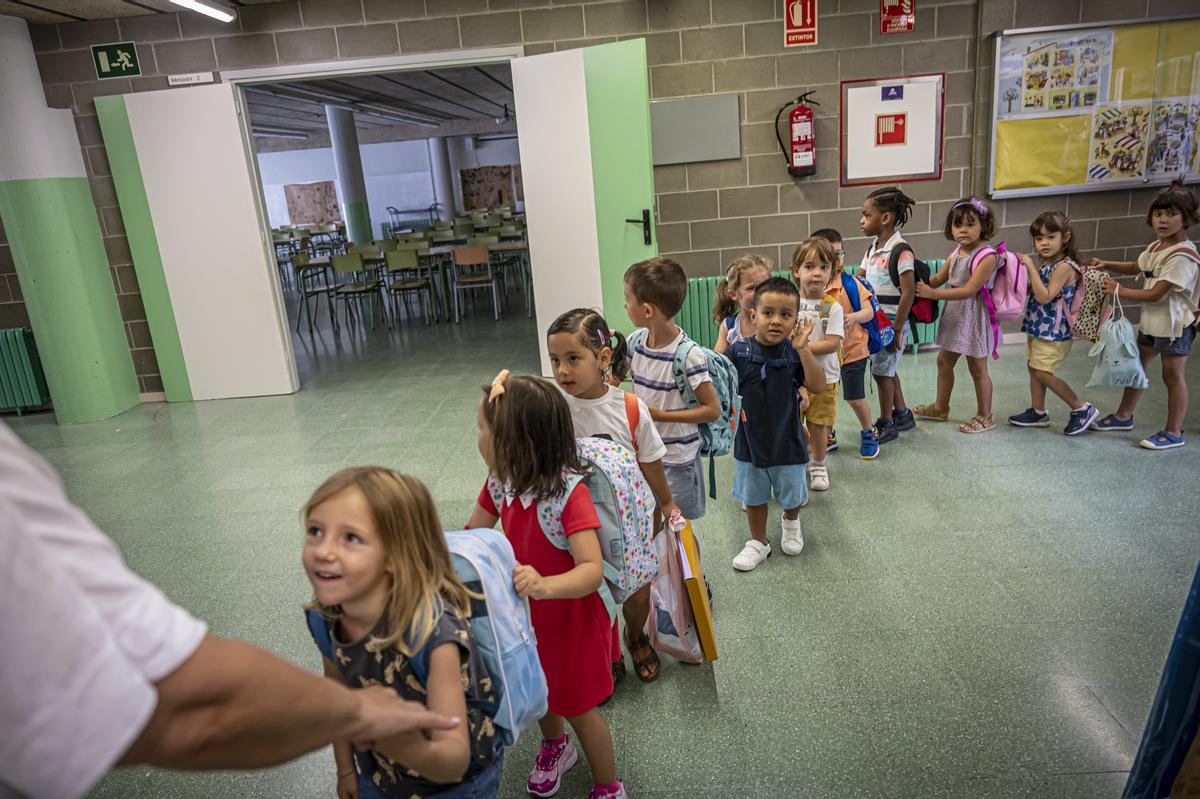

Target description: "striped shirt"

left=630, top=328, right=711, bottom=465
left=862, top=230, right=915, bottom=317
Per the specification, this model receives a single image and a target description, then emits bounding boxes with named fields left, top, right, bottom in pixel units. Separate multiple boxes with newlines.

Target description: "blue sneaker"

left=1009, top=408, right=1051, bottom=427
left=1064, top=404, right=1099, bottom=436
left=1140, top=430, right=1185, bottom=450
left=1091, top=413, right=1133, bottom=431
left=859, top=428, right=880, bottom=460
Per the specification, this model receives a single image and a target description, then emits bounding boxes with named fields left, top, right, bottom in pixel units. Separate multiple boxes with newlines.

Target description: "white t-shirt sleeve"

left=632, top=396, right=667, bottom=463
left=0, top=424, right=207, bottom=798
left=1161, top=253, right=1199, bottom=293
left=895, top=248, right=915, bottom=274
left=824, top=301, right=845, bottom=340
left=683, top=345, right=712, bottom=391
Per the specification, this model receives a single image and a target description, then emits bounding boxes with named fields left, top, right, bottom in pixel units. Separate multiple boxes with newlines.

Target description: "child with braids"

left=859, top=186, right=919, bottom=444
left=712, top=255, right=772, bottom=354
left=547, top=308, right=677, bottom=685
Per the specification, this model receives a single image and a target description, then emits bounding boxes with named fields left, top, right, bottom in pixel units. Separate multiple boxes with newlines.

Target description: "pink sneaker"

left=526, top=736, right=578, bottom=797
left=590, top=780, right=629, bottom=798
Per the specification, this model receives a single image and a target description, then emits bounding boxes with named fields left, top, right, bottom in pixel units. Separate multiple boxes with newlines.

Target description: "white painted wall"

left=257, top=139, right=436, bottom=236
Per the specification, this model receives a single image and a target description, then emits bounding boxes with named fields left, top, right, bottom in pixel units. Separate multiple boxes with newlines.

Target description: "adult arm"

left=374, top=642, right=472, bottom=784
left=120, top=634, right=461, bottom=771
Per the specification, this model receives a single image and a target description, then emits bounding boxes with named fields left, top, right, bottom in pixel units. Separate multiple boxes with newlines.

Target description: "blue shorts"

left=732, top=459, right=809, bottom=510
left=871, top=320, right=910, bottom=377
left=664, top=451, right=706, bottom=520
left=1137, top=325, right=1195, bottom=356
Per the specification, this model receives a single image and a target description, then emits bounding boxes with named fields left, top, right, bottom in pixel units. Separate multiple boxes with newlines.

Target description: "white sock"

left=781, top=516, right=802, bottom=531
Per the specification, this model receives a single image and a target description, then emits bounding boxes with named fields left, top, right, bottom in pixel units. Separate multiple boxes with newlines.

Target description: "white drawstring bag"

left=1087, top=286, right=1149, bottom=389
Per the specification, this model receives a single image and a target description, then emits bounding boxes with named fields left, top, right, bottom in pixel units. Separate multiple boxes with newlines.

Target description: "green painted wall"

left=95, top=95, right=192, bottom=402
left=0, top=177, right=139, bottom=423
left=583, top=39, right=658, bottom=335
left=344, top=200, right=371, bottom=245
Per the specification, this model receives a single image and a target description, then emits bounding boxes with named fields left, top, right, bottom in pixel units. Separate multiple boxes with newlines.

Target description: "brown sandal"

left=959, top=414, right=996, bottom=434
left=623, top=629, right=661, bottom=683
left=913, top=403, right=950, bottom=421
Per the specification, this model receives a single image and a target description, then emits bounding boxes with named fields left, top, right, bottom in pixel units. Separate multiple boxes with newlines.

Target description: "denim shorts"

left=664, top=451, right=706, bottom=520
left=871, top=321, right=910, bottom=377
left=358, top=750, right=504, bottom=799
left=1137, top=325, right=1195, bottom=356
left=732, top=459, right=809, bottom=510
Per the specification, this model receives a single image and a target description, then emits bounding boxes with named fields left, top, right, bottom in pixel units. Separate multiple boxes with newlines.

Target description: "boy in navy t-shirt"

left=727, top=277, right=827, bottom=572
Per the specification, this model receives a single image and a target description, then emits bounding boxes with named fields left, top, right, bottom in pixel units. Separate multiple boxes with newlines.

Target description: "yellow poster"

left=994, top=116, right=1091, bottom=189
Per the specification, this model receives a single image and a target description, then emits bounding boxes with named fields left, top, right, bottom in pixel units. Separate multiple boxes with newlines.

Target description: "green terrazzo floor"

left=8, top=303, right=1199, bottom=799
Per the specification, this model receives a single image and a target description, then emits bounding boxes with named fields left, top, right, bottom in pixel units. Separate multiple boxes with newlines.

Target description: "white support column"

left=324, top=104, right=371, bottom=243
left=427, top=136, right=457, bottom=222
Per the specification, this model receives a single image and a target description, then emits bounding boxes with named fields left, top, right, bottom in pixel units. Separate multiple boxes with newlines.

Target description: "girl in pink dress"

left=914, top=197, right=1000, bottom=433
left=467, top=371, right=627, bottom=799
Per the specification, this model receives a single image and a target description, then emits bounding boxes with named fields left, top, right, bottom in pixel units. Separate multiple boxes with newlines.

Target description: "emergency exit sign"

left=91, top=42, right=140, bottom=79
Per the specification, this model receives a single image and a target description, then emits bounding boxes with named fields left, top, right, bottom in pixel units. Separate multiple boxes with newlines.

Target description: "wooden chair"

left=385, top=249, right=433, bottom=326
left=450, top=246, right=500, bottom=323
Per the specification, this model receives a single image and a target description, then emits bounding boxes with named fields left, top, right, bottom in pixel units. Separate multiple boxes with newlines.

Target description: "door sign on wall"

left=880, top=1, right=916, bottom=35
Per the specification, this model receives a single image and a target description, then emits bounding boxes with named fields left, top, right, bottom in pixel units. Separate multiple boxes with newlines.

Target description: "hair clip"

left=596, top=328, right=608, bottom=348
left=488, top=369, right=510, bottom=403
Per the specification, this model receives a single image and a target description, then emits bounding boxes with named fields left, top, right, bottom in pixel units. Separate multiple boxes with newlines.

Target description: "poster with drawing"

left=1086, top=102, right=1151, bottom=183
left=1146, top=100, right=1200, bottom=178
left=997, top=28, right=1113, bottom=119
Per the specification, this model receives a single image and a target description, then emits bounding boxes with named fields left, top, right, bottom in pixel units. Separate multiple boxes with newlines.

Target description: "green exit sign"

left=91, top=42, right=140, bottom=79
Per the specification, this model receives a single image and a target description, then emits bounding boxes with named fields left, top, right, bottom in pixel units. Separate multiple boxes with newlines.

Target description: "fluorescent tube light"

left=169, top=0, right=236, bottom=23
left=253, top=131, right=309, bottom=140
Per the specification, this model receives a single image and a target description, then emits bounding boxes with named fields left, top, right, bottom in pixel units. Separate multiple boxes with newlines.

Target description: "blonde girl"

left=713, top=254, right=772, bottom=354
left=302, top=468, right=503, bottom=799
left=914, top=197, right=1000, bottom=434
left=467, top=374, right=626, bottom=799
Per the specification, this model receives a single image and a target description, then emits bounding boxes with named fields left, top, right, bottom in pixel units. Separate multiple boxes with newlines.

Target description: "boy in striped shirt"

left=623, top=257, right=721, bottom=521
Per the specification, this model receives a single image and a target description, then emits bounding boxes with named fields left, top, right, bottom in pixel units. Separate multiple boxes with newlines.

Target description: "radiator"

left=0, top=327, right=50, bottom=414
left=678, top=261, right=944, bottom=352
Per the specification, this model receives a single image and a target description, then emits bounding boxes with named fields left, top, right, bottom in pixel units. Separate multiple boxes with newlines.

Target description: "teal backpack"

left=627, top=329, right=742, bottom=498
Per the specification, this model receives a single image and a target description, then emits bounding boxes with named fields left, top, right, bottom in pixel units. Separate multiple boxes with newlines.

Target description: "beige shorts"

left=803, top=382, right=839, bottom=427
left=1026, top=337, right=1072, bottom=374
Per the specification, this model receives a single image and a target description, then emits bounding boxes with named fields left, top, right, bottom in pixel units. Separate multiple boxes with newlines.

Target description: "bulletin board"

left=839, top=73, right=945, bottom=187
left=988, top=15, right=1200, bottom=198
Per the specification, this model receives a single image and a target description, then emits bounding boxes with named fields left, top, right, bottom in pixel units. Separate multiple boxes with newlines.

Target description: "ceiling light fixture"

left=169, top=0, right=237, bottom=23
left=253, top=130, right=309, bottom=140
left=494, top=103, right=512, bottom=125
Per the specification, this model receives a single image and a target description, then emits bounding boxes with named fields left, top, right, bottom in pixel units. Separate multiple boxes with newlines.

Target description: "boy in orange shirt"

left=814, top=228, right=881, bottom=459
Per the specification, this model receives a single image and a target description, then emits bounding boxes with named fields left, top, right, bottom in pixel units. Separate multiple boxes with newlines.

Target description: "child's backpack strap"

left=485, top=474, right=506, bottom=516
left=535, top=470, right=588, bottom=552
left=840, top=272, right=863, bottom=313
left=304, top=608, right=336, bottom=663
left=886, top=240, right=913, bottom=288
left=967, top=243, right=1002, bottom=359
left=623, top=391, right=640, bottom=457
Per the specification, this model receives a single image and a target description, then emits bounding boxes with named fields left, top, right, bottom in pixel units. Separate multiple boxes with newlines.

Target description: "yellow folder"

left=677, top=520, right=718, bottom=661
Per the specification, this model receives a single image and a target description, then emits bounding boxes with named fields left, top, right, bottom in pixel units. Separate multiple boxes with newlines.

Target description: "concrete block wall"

left=11, top=0, right=1194, bottom=394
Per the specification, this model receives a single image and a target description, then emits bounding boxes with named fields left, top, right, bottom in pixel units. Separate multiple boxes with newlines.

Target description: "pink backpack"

left=957, top=241, right=1027, bottom=359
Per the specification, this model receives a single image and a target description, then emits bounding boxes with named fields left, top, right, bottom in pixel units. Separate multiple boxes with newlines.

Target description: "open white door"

left=97, top=83, right=297, bottom=402
left=512, top=39, right=657, bottom=375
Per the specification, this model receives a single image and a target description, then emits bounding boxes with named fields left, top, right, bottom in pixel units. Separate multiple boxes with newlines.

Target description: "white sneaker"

left=732, top=539, right=771, bottom=571
left=780, top=517, right=804, bottom=555
left=809, top=461, right=830, bottom=491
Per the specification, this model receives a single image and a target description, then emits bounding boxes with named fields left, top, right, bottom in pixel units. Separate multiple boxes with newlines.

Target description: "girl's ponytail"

left=609, top=330, right=630, bottom=383
left=711, top=278, right=737, bottom=323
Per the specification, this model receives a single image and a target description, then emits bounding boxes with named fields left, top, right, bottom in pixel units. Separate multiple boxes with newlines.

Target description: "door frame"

left=217, top=47, right=526, bottom=386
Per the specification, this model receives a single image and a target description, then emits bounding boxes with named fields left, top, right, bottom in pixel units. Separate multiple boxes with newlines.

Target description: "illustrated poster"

left=997, top=28, right=1112, bottom=120
left=1086, top=102, right=1151, bottom=183
left=1146, top=99, right=1200, bottom=179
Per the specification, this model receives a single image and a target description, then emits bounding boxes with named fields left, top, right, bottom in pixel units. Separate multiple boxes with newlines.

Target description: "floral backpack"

left=486, top=437, right=657, bottom=617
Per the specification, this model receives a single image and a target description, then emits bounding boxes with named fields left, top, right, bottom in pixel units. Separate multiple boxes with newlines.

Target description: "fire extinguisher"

left=775, top=91, right=819, bottom=178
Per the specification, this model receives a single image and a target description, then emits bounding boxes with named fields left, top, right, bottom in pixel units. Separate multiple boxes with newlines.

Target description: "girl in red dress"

left=467, top=372, right=627, bottom=799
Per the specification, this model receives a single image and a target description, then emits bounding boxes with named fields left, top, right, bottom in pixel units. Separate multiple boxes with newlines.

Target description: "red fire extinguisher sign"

left=789, top=104, right=816, bottom=175
left=785, top=0, right=818, bottom=47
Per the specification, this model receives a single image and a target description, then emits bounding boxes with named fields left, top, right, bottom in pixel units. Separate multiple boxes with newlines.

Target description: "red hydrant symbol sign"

left=785, top=0, right=818, bottom=47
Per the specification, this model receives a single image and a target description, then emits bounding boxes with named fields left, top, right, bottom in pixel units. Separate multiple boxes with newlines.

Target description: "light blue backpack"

left=627, top=328, right=742, bottom=498
left=1086, top=288, right=1149, bottom=390
left=305, top=527, right=547, bottom=749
